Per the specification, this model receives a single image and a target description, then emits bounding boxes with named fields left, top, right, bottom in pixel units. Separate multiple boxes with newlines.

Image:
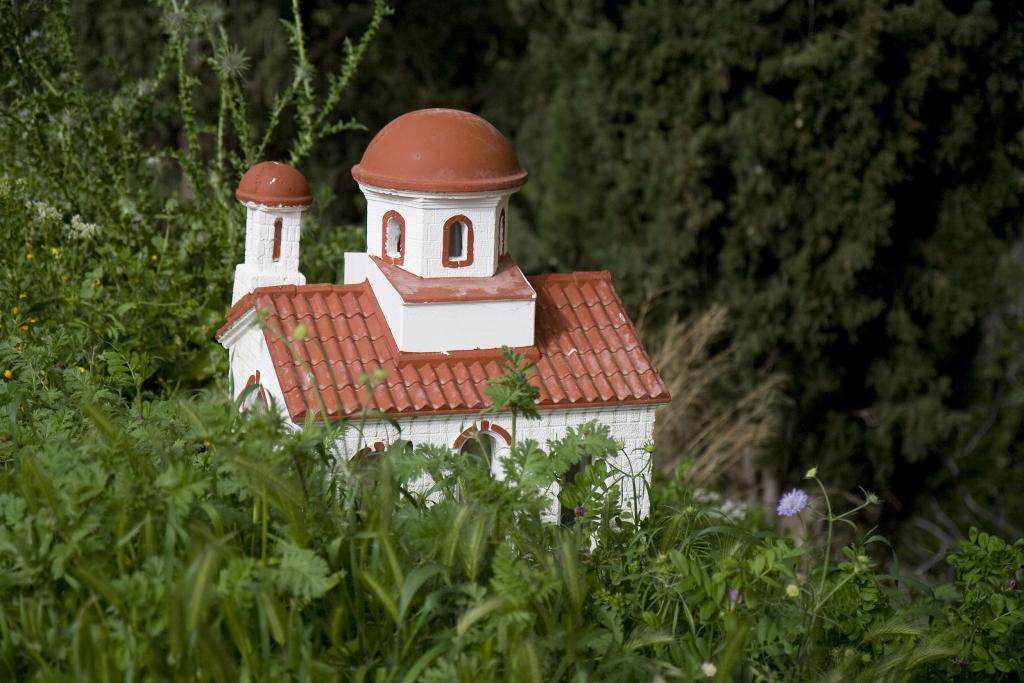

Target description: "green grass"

left=2, top=362, right=1021, bottom=680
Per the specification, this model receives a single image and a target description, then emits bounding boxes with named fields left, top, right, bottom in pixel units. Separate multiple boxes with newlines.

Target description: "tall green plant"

left=0, top=0, right=385, bottom=393
left=483, top=346, right=541, bottom=444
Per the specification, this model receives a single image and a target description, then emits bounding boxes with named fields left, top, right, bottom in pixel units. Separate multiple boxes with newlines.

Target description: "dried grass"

left=650, top=306, right=787, bottom=504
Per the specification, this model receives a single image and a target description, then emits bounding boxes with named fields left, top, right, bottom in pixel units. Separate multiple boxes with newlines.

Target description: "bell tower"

left=232, top=162, right=312, bottom=304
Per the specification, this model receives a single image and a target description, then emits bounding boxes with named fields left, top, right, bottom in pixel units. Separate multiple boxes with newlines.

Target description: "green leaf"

left=273, top=542, right=340, bottom=600
left=456, top=596, right=504, bottom=637
left=359, top=571, right=399, bottom=624
left=399, top=564, right=446, bottom=621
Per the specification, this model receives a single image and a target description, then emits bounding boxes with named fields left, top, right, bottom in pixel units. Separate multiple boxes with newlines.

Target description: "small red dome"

left=236, top=161, right=312, bottom=207
left=352, top=109, right=527, bottom=193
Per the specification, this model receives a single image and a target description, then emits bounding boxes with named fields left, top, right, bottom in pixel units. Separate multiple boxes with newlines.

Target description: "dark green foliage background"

left=506, top=0, right=1024, bottom=545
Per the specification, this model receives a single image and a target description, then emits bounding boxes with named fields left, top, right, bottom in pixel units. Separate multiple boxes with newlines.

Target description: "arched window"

left=452, top=421, right=511, bottom=473
left=381, top=210, right=405, bottom=265
left=242, top=371, right=270, bottom=411
left=460, top=432, right=495, bottom=469
left=498, top=208, right=507, bottom=255
left=352, top=441, right=386, bottom=462
left=442, top=215, right=474, bottom=268
left=272, top=218, right=283, bottom=261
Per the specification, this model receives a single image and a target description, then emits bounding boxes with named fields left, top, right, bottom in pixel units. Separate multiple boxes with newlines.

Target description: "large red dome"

left=351, top=109, right=528, bottom=193
left=236, top=161, right=312, bottom=207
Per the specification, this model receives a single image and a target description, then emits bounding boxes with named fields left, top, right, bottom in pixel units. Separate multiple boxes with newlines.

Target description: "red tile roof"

left=217, top=271, right=669, bottom=422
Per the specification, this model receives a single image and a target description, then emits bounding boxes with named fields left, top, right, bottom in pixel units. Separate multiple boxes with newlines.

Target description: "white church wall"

left=398, top=299, right=535, bottom=352
left=223, top=316, right=292, bottom=423
left=225, top=310, right=657, bottom=520
left=326, top=404, right=656, bottom=519
left=344, top=252, right=536, bottom=353
left=232, top=203, right=306, bottom=304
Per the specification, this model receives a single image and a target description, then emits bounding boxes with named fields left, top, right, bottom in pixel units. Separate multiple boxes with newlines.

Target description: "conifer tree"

left=510, top=0, right=1024, bottom=513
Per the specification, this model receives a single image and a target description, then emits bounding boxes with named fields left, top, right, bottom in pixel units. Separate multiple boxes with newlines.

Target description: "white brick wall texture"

left=232, top=203, right=306, bottom=303
left=330, top=404, right=656, bottom=520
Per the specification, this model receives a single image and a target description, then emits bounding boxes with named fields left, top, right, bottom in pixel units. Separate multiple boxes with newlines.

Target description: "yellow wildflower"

left=805, top=466, right=818, bottom=479
left=2, top=369, right=12, bottom=379
left=10, top=306, right=18, bottom=315
left=25, top=252, right=33, bottom=261
left=20, top=324, right=29, bottom=332
left=150, top=254, right=158, bottom=262
left=786, top=584, right=800, bottom=598
left=78, top=367, right=86, bottom=374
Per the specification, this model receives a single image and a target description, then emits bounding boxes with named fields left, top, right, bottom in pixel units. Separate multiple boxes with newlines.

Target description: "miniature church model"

left=217, top=109, right=669, bottom=517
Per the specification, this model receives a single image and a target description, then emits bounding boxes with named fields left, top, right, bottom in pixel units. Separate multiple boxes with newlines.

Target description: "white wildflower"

left=69, top=214, right=100, bottom=239
left=31, top=200, right=61, bottom=224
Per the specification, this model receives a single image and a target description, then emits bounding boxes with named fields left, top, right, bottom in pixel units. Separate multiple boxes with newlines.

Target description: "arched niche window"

left=453, top=421, right=512, bottom=472
left=442, top=215, right=474, bottom=268
left=272, top=218, right=283, bottom=261
left=352, top=441, right=386, bottom=463
left=381, top=210, right=405, bottom=265
left=242, top=370, right=270, bottom=411
left=460, top=432, right=495, bottom=469
left=498, top=208, right=507, bottom=255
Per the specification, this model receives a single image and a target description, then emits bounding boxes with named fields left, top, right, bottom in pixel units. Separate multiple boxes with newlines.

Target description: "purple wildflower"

left=728, top=587, right=742, bottom=605
left=958, top=658, right=970, bottom=670
left=776, top=489, right=809, bottom=517
left=1008, top=577, right=1018, bottom=591
left=574, top=505, right=585, bottom=518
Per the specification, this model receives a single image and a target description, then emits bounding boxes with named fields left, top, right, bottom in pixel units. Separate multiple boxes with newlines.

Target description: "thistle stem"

left=814, top=476, right=833, bottom=597
left=261, top=488, right=269, bottom=565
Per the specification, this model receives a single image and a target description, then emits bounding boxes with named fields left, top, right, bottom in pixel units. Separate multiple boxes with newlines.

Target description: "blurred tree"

left=509, top=0, right=1024, bottom=525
